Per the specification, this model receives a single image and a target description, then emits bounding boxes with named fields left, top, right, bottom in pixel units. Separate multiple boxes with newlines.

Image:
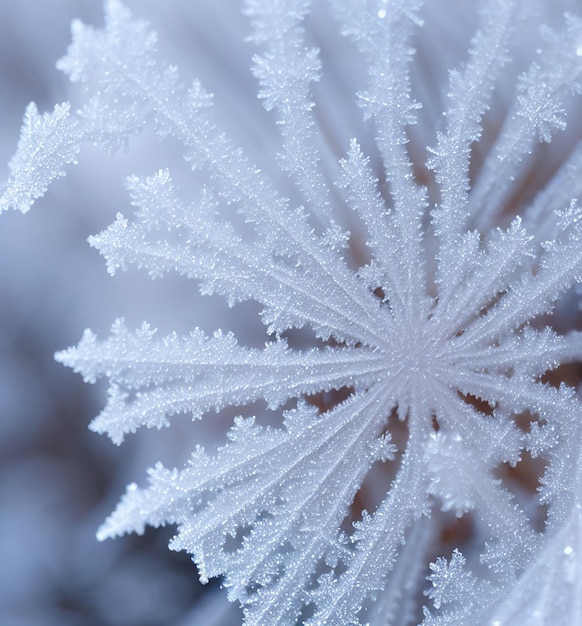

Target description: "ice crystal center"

left=391, top=322, right=441, bottom=387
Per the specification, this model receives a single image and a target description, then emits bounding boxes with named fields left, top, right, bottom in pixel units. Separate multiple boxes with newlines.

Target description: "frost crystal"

left=4, top=0, right=582, bottom=624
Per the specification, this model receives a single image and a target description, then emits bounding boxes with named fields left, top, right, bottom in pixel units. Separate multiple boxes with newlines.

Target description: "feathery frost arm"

left=432, top=216, right=534, bottom=333
left=429, top=0, right=519, bottom=254
left=0, top=1, right=171, bottom=211
left=338, top=140, right=409, bottom=311
left=248, top=0, right=333, bottom=219
left=89, top=170, right=394, bottom=346
left=330, top=0, right=430, bottom=317
left=56, top=319, right=388, bottom=444
left=307, top=405, right=430, bottom=625
left=429, top=0, right=523, bottom=308
left=0, top=103, right=82, bottom=213
left=471, top=13, right=582, bottom=229
left=2, top=0, right=391, bottom=348
left=98, top=387, right=395, bottom=626
left=524, top=140, right=582, bottom=238
left=459, top=202, right=582, bottom=349
left=424, top=390, right=582, bottom=625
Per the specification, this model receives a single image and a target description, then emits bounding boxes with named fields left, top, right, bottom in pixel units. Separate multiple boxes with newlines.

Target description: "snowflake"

left=4, top=0, right=582, bottom=624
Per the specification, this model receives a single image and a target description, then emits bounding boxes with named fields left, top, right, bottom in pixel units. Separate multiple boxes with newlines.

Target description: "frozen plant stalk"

left=3, top=0, right=582, bottom=624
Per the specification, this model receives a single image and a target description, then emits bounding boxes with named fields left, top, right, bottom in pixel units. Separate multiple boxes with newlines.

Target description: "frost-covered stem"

left=330, top=0, right=430, bottom=318
left=368, top=515, right=435, bottom=626
left=470, top=13, right=582, bottom=230
left=248, top=0, right=334, bottom=222
left=431, top=0, right=519, bottom=274
left=308, top=403, right=429, bottom=624
left=524, top=140, right=582, bottom=239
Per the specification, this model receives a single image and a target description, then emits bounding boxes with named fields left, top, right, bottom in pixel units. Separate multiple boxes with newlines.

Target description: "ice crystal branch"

left=5, top=0, right=582, bottom=624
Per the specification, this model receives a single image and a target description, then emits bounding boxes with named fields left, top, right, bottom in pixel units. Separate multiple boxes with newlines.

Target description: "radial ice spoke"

left=470, top=13, right=582, bottom=230
left=56, top=319, right=389, bottom=443
left=99, top=387, right=394, bottom=625
left=248, top=0, right=334, bottom=221
left=307, top=400, right=430, bottom=625
left=430, top=0, right=519, bottom=270
left=330, top=0, right=430, bottom=318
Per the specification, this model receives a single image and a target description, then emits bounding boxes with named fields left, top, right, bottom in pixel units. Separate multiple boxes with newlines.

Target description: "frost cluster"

left=3, top=1, right=582, bottom=624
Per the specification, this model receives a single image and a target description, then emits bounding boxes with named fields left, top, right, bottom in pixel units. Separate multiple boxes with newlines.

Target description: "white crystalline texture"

left=5, top=0, right=582, bottom=624
left=0, top=102, right=81, bottom=213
